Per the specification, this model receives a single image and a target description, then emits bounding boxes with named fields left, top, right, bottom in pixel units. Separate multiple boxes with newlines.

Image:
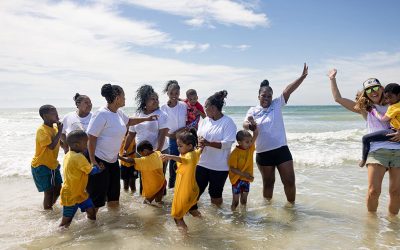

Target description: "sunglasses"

left=365, top=86, right=380, bottom=94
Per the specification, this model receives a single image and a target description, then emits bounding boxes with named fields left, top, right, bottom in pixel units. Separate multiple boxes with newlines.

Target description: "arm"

left=123, top=131, right=136, bottom=152
left=251, top=127, right=259, bottom=145
left=199, top=137, right=222, bottom=149
left=161, top=154, right=182, bottom=163
left=60, top=133, right=69, bottom=153
left=229, top=167, right=254, bottom=181
left=127, top=115, right=158, bottom=126
left=88, top=134, right=103, bottom=168
left=282, top=63, right=308, bottom=103
left=370, top=109, right=391, bottom=122
left=48, top=122, right=63, bottom=150
left=156, top=128, right=169, bottom=151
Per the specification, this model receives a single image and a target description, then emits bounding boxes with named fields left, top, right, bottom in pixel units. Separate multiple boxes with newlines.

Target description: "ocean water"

left=0, top=106, right=399, bottom=249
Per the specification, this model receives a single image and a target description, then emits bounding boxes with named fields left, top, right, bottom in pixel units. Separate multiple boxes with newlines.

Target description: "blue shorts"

left=232, top=180, right=250, bottom=194
left=31, top=165, right=62, bottom=192
left=62, top=198, right=95, bottom=218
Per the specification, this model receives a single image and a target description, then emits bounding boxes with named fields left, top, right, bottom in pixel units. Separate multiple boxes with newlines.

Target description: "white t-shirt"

left=87, top=107, right=129, bottom=163
left=160, top=101, right=187, bottom=134
left=197, top=115, right=237, bottom=171
left=246, top=94, right=287, bottom=153
left=61, top=111, right=92, bottom=135
left=128, top=109, right=169, bottom=151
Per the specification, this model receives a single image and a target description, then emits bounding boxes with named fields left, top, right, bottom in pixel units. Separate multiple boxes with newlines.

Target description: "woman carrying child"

left=328, top=69, right=400, bottom=215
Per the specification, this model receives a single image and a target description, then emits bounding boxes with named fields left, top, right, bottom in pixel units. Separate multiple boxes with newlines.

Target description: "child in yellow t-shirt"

left=120, top=140, right=166, bottom=205
left=228, top=125, right=258, bottom=211
left=31, top=105, right=63, bottom=210
left=119, top=132, right=138, bottom=192
left=360, top=83, right=400, bottom=167
left=161, top=128, right=202, bottom=230
left=59, top=130, right=104, bottom=228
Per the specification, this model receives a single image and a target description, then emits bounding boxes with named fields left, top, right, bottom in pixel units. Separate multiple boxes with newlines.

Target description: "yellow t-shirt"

left=171, top=149, right=201, bottom=219
left=60, top=151, right=93, bottom=206
left=385, top=102, right=400, bottom=129
left=228, top=144, right=255, bottom=185
left=134, top=151, right=165, bottom=199
left=119, top=135, right=136, bottom=167
left=31, top=124, right=60, bottom=169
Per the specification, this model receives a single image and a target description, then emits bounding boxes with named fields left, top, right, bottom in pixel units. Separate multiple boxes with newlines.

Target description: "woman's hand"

left=198, top=136, right=208, bottom=148
left=328, top=68, right=337, bottom=80
left=388, top=130, right=400, bottom=142
left=300, top=63, right=308, bottom=78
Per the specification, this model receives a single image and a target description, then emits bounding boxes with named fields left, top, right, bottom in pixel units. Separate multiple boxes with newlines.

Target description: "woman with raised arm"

left=328, top=69, right=400, bottom=216
left=244, top=63, right=308, bottom=205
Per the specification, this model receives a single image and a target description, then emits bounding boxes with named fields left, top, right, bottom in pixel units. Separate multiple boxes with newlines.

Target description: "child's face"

left=177, top=139, right=193, bottom=155
left=44, top=109, right=59, bottom=124
left=167, top=88, right=180, bottom=102
left=138, top=149, right=151, bottom=157
left=238, top=136, right=252, bottom=150
left=187, top=94, right=198, bottom=106
left=384, top=92, right=400, bottom=105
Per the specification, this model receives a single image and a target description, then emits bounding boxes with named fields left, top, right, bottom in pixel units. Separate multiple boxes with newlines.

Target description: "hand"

left=92, top=160, right=105, bottom=170
left=247, top=116, right=257, bottom=131
left=388, top=130, right=400, bottom=142
left=198, top=136, right=208, bottom=148
left=328, top=68, right=337, bottom=80
left=300, top=63, right=308, bottom=78
left=147, top=115, right=158, bottom=121
left=244, top=173, right=254, bottom=181
left=160, top=154, right=171, bottom=162
left=56, top=121, right=63, bottom=133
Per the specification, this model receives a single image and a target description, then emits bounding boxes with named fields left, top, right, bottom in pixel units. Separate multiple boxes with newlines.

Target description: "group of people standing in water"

left=30, top=63, right=400, bottom=231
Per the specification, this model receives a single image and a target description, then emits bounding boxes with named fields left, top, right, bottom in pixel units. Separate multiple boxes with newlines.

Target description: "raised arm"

left=48, top=122, right=63, bottom=150
left=282, top=63, right=308, bottom=103
left=328, top=69, right=366, bottom=117
left=127, top=115, right=158, bottom=126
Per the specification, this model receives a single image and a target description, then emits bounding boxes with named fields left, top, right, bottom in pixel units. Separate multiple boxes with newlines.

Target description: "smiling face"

left=145, top=93, right=159, bottom=113
left=258, top=87, right=273, bottom=108
left=187, top=94, right=198, bottom=106
left=77, top=96, right=92, bottom=115
left=384, top=92, right=400, bottom=105
left=167, top=88, right=180, bottom=103
left=364, top=86, right=384, bottom=104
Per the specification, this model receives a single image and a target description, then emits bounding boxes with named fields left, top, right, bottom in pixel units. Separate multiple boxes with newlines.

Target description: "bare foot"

left=143, top=199, right=151, bottom=205
left=174, top=218, right=188, bottom=230
left=359, top=160, right=366, bottom=168
left=231, top=204, right=238, bottom=211
left=189, top=209, right=202, bottom=217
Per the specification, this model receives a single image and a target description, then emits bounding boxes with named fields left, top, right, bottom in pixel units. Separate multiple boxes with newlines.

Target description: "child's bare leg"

left=174, top=218, right=188, bottom=230
left=43, top=189, right=54, bottom=209
left=129, top=178, right=136, bottom=192
left=59, top=217, right=73, bottom=227
left=231, top=193, right=240, bottom=211
left=240, top=192, right=249, bottom=206
left=86, top=207, right=96, bottom=220
left=52, top=184, right=61, bottom=205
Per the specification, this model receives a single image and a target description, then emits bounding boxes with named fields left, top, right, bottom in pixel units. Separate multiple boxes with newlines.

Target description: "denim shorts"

left=31, top=165, right=62, bottom=192
left=62, top=198, right=95, bottom=218
left=366, top=148, right=400, bottom=168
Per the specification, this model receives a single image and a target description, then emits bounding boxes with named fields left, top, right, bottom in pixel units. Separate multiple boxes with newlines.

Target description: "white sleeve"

left=221, top=118, right=237, bottom=149
left=119, top=110, right=129, bottom=125
left=87, top=112, right=106, bottom=137
left=277, top=94, right=286, bottom=107
left=128, top=125, right=136, bottom=133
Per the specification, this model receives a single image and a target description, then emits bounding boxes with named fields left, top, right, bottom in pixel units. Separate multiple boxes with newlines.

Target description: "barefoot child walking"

left=31, top=105, right=63, bottom=210
left=59, top=130, right=104, bottom=228
left=161, top=128, right=202, bottom=230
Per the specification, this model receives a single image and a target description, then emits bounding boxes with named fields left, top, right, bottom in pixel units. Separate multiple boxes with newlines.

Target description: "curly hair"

left=135, top=85, right=157, bottom=113
left=206, top=90, right=228, bottom=111
left=354, top=90, right=374, bottom=112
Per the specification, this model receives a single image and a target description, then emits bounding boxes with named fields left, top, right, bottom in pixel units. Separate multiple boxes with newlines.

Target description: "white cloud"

left=222, top=44, right=251, bottom=51
left=165, top=42, right=210, bottom=53
left=123, top=0, right=269, bottom=28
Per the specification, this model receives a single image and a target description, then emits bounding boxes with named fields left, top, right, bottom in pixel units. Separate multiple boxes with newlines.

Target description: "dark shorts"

left=256, top=146, right=293, bottom=167
left=120, top=165, right=138, bottom=180
left=196, top=165, right=228, bottom=199
left=62, top=198, right=94, bottom=218
left=87, top=156, right=120, bottom=208
left=31, top=165, right=62, bottom=192
left=232, top=180, right=250, bottom=194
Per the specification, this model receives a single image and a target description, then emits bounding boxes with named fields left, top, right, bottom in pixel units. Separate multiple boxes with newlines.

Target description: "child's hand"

left=247, top=116, right=257, bottom=131
left=56, top=121, right=63, bottom=133
left=160, top=154, right=170, bottom=162
left=328, top=68, right=337, bottom=80
left=244, top=173, right=254, bottom=181
left=147, top=115, right=158, bottom=121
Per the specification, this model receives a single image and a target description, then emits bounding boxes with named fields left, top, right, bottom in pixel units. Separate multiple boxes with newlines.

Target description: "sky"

left=1, top=0, right=400, bottom=108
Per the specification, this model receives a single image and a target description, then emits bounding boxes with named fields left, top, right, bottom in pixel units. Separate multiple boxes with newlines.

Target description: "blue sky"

left=1, top=0, right=400, bottom=108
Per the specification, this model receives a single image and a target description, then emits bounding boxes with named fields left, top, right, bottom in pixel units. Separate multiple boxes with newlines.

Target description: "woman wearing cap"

left=243, top=63, right=308, bottom=205
left=328, top=69, right=400, bottom=216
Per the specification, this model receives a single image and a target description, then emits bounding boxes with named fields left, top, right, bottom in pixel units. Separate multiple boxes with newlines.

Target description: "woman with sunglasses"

left=328, top=69, right=400, bottom=216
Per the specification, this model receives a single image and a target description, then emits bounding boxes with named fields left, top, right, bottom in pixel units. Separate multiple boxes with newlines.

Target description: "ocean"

left=0, top=106, right=399, bottom=249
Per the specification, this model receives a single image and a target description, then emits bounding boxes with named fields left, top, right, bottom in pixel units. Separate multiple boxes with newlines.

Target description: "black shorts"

left=120, top=165, right=138, bottom=180
left=87, top=156, right=120, bottom=208
left=256, top=146, right=293, bottom=167
left=196, top=165, right=228, bottom=199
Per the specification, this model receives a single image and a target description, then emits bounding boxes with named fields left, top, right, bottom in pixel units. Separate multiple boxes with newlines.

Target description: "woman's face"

left=167, top=88, right=180, bottom=102
left=145, top=93, right=159, bottom=112
left=77, top=97, right=92, bottom=114
left=115, top=91, right=126, bottom=108
left=204, top=100, right=217, bottom=118
left=258, top=88, right=273, bottom=108
left=365, top=86, right=383, bottom=104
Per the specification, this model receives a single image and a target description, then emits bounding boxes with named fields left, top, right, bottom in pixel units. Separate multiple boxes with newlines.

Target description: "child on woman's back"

left=161, top=128, right=202, bottom=230
left=185, top=89, right=206, bottom=129
left=31, top=105, right=63, bottom=210
left=228, top=117, right=258, bottom=211
left=121, top=140, right=166, bottom=205
left=59, top=130, right=104, bottom=228
left=360, top=83, right=400, bottom=167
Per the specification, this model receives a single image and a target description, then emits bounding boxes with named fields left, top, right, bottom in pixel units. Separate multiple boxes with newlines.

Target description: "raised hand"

left=301, top=63, right=308, bottom=78
left=328, top=68, right=337, bottom=80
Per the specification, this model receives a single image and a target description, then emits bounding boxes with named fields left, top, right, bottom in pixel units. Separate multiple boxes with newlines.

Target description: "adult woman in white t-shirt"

left=87, top=84, right=156, bottom=210
left=60, top=93, right=92, bottom=153
left=160, top=80, right=187, bottom=188
left=244, top=64, right=308, bottom=205
left=193, top=90, right=237, bottom=211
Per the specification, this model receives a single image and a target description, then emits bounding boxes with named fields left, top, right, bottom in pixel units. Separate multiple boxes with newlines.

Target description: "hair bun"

left=260, top=79, right=269, bottom=87
left=101, top=84, right=113, bottom=97
left=73, top=93, right=80, bottom=101
left=217, top=90, right=228, bottom=99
